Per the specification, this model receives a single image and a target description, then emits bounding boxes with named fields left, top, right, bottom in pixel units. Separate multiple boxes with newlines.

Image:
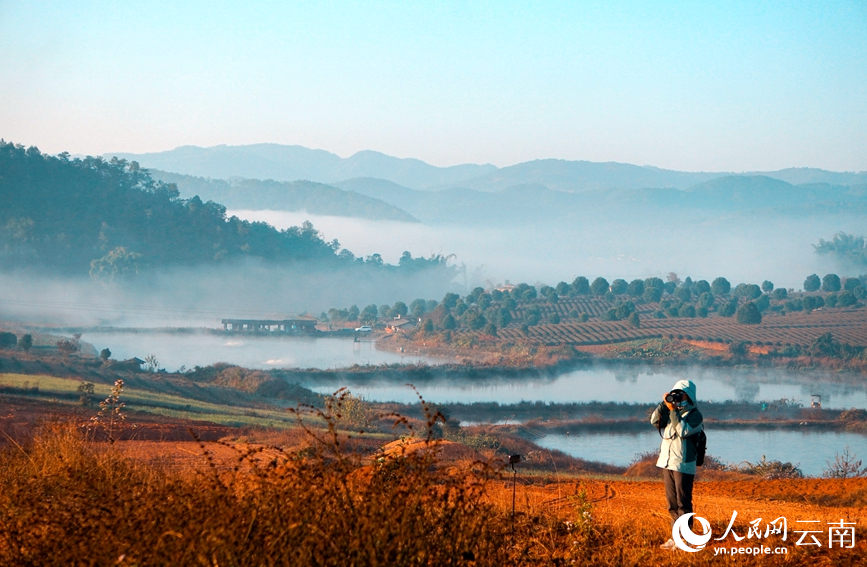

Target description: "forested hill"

left=0, top=142, right=448, bottom=281
left=150, top=170, right=419, bottom=222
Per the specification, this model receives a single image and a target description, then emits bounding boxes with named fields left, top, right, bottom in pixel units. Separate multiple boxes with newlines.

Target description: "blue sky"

left=1, top=0, right=865, bottom=170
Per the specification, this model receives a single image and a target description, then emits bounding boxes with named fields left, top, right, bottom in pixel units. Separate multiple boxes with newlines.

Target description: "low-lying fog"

left=0, top=205, right=858, bottom=329
left=232, top=209, right=853, bottom=291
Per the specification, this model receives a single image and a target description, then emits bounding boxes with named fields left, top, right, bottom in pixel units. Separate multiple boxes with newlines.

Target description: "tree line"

left=0, top=141, right=456, bottom=283
left=323, top=271, right=866, bottom=336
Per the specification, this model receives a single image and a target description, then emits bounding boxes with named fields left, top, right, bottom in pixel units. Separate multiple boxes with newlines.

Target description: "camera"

left=665, top=390, right=687, bottom=404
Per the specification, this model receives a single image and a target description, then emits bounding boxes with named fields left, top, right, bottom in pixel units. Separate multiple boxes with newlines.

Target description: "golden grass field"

left=1, top=420, right=864, bottom=567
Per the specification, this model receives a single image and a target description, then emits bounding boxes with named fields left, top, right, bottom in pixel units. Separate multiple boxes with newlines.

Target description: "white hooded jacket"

left=650, top=379, right=704, bottom=475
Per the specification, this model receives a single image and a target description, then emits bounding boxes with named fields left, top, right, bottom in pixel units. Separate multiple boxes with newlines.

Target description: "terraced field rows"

left=498, top=308, right=867, bottom=347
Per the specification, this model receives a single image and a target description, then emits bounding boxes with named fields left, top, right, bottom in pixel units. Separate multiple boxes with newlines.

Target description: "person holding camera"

left=650, top=379, right=703, bottom=551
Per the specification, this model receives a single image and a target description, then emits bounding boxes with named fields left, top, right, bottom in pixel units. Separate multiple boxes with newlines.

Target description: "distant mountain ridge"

left=151, top=170, right=419, bottom=223
left=106, top=143, right=867, bottom=192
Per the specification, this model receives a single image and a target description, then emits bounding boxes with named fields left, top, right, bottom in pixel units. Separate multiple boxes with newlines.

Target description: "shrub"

left=735, top=456, right=803, bottom=479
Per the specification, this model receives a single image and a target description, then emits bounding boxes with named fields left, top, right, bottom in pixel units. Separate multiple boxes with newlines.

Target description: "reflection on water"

left=80, top=332, right=446, bottom=371
left=313, top=366, right=867, bottom=409
left=537, top=429, right=867, bottom=477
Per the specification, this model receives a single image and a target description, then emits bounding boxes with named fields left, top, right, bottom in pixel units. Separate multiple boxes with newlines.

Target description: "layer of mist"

left=231, top=209, right=855, bottom=290
left=0, top=258, right=461, bottom=328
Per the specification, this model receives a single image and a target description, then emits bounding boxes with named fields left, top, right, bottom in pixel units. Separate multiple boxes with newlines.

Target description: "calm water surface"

left=309, top=366, right=867, bottom=409
left=536, top=429, right=867, bottom=477
left=81, top=331, right=447, bottom=371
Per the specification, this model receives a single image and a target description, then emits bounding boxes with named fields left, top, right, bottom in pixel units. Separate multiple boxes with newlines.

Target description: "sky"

left=1, top=1, right=866, bottom=171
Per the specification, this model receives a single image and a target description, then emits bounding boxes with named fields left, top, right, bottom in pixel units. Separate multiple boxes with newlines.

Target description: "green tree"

left=99, top=348, right=112, bottom=361
left=391, top=301, right=408, bottom=318
left=711, top=277, right=731, bottom=295
left=614, top=301, right=635, bottom=320
left=460, top=309, right=487, bottom=330
left=590, top=277, right=609, bottom=296
left=360, top=304, right=379, bottom=323
left=477, top=294, right=492, bottom=310
left=692, top=280, right=711, bottom=295
left=680, top=304, right=696, bottom=318
left=674, top=286, right=691, bottom=303
left=89, top=246, right=143, bottom=283
left=698, top=292, right=715, bottom=309
left=844, top=277, right=863, bottom=291
left=838, top=290, right=857, bottom=307
left=482, top=323, right=497, bottom=336
left=0, top=332, right=18, bottom=349
left=644, top=277, right=665, bottom=292
left=347, top=305, right=360, bottom=321
left=523, top=305, right=542, bottom=326
left=555, top=281, right=571, bottom=296
left=467, top=286, right=485, bottom=303
left=627, top=311, right=640, bottom=328
left=409, top=298, right=427, bottom=317
left=441, top=314, right=457, bottom=330
left=578, top=312, right=590, bottom=322
left=802, top=296, right=818, bottom=312
left=442, top=292, right=459, bottom=310
left=736, top=302, right=762, bottom=324
left=742, top=284, right=762, bottom=300
left=804, top=274, right=821, bottom=292
left=610, top=279, right=628, bottom=295
left=495, top=308, right=512, bottom=327
left=643, top=287, right=663, bottom=303
left=772, top=288, right=788, bottom=300
left=718, top=300, right=738, bottom=317
left=548, top=312, right=561, bottom=324
left=762, top=280, right=774, bottom=293
left=822, top=273, right=842, bottom=292
left=627, top=279, right=645, bottom=297
left=19, top=334, right=32, bottom=352
left=454, top=301, right=468, bottom=317
left=421, top=318, right=435, bottom=332
left=572, top=276, right=591, bottom=295
left=755, top=294, right=770, bottom=312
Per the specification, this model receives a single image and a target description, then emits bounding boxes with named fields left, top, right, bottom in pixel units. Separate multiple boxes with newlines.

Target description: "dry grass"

left=2, top=407, right=866, bottom=566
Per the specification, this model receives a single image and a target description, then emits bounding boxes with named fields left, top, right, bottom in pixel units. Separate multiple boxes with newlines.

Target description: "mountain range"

left=123, top=144, right=867, bottom=226
left=109, top=143, right=867, bottom=193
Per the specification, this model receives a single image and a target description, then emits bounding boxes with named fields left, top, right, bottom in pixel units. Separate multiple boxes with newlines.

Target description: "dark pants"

left=663, top=468, right=695, bottom=528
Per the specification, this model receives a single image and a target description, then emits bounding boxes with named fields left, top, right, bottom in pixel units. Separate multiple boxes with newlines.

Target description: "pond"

left=535, top=429, right=867, bottom=477
left=308, top=366, right=867, bottom=409
left=80, top=331, right=448, bottom=371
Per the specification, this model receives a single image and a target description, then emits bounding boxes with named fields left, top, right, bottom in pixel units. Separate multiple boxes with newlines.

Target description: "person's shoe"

left=659, top=538, right=676, bottom=550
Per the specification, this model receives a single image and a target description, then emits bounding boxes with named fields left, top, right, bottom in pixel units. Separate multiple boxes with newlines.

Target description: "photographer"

left=650, top=379, right=703, bottom=551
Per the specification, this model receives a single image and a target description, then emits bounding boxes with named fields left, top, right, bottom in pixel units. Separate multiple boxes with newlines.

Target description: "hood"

left=671, top=379, right=697, bottom=404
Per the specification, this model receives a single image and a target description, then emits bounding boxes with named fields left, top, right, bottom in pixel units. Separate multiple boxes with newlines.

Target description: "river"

left=80, top=331, right=447, bottom=371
